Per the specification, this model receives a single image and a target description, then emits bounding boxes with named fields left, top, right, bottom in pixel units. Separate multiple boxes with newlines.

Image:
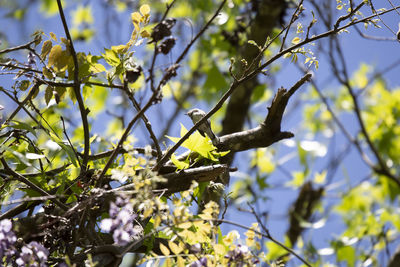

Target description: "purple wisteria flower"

left=190, top=256, right=208, bottom=267
left=27, top=52, right=36, bottom=66
left=100, top=196, right=141, bottom=246
left=225, top=244, right=250, bottom=267
left=0, top=219, right=17, bottom=262
left=15, top=241, right=49, bottom=267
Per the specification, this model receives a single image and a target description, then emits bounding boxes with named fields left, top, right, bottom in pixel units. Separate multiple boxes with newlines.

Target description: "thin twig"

left=123, top=81, right=162, bottom=160
left=387, top=0, right=400, bottom=16
left=0, top=87, right=53, bottom=136
left=247, top=204, right=311, bottom=266
left=369, top=0, right=397, bottom=35
left=0, top=164, right=70, bottom=178
left=60, top=116, right=82, bottom=169
left=173, top=0, right=227, bottom=66
left=0, top=62, right=42, bottom=74
left=147, top=0, right=176, bottom=92
left=3, top=81, right=41, bottom=125
left=214, top=218, right=312, bottom=267
left=0, top=158, right=68, bottom=210
left=1, top=195, right=65, bottom=206
left=334, top=1, right=365, bottom=30
left=56, top=0, right=90, bottom=172
left=331, top=36, right=400, bottom=186
left=0, top=40, right=36, bottom=55
left=354, top=24, right=397, bottom=41
left=77, top=147, right=158, bottom=161
left=279, top=0, right=304, bottom=52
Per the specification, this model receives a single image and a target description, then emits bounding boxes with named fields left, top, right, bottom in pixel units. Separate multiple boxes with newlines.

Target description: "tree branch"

left=158, top=164, right=229, bottom=194
left=56, top=0, right=90, bottom=172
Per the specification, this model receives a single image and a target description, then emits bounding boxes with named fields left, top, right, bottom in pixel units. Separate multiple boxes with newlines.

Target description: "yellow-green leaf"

left=42, top=67, right=53, bottom=79
left=314, top=170, right=327, bottom=184
left=131, top=12, right=141, bottom=25
left=265, top=239, right=290, bottom=260
left=41, top=40, right=52, bottom=58
left=168, top=241, right=183, bottom=255
left=17, top=80, right=30, bottom=91
left=60, top=37, right=69, bottom=46
left=49, top=32, right=57, bottom=41
left=72, top=5, right=94, bottom=25
left=286, top=171, right=306, bottom=187
left=177, top=222, right=192, bottom=229
left=89, top=63, right=106, bottom=74
left=47, top=45, right=62, bottom=68
left=171, top=153, right=189, bottom=170
left=140, top=4, right=150, bottom=15
left=214, top=244, right=226, bottom=255
left=291, top=37, right=301, bottom=44
left=45, top=86, right=53, bottom=105
left=159, top=243, right=170, bottom=256
left=140, top=30, right=150, bottom=38
left=337, top=245, right=356, bottom=266
left=176, top=256, right=185, bottom=267
left=111, top=44, right=127, bottom=54
left=102, top=48, right=121, bottom=67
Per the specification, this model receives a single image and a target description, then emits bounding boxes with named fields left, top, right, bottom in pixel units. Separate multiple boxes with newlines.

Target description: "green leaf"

left=203, top=63, right=228, bottom=101
left=1, top=147, right=31, bottom=167
left=102, top=48, right=121, bottom=67
left=314, top=170, right=327, bottom=184
left=72, top=5, right=94, bottom=26
left=286, top=171, right=306, bottom=187
left=16, top=80, right=30, bottom=91
left=89, top=63, right=106, bottom=73
left=171, top=153, right=189, bottom=170
left=40, top=0, right=62, bottom=16
left=167, top=124, right=229, bottom=162
left=265, top=237, right=291, bottom=260
left=47, top=45, right=70, bottom=72
left=211, top=149, right=230, bottom=158
left=297, top=142, right=308, bottom=168
left=337, top=245, right=356, bottom=266
left=84, top=83, right=108, bottom=116
left=247, top=40, right=261, bottom=50
left=9, top=121, right=37, bottom=137
left=185, top=132, right=216, bottom=160
left=45, top=85, right=53, bottom=105
left=49, top=130, right=79, bottom=167
left=47, top=45, right=62, bottom=67
left=41, top=40, right=53, bottom=59
left=256, top=174, right=269, bottom=190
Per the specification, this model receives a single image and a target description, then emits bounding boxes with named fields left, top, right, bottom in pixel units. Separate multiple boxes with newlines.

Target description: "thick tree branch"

left=286, top=182, right=324, bottom=247
left=222, top=0, right=288, bottom=137
left=158, top=164, right=229, bottom=194
left=388, top=245, right=400, bottom=267
left=158, top=74, right=311, bottom=170
left=152, top=3, right=400, bottom=172
left=0, top=40, right=36, bottom=55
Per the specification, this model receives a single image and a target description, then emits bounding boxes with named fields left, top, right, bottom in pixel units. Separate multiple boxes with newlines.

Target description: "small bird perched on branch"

left=186, top=108, right=219, bottom=146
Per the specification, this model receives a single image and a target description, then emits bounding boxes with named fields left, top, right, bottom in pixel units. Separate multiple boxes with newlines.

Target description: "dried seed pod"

left=158, top=36, right=176, bottom=54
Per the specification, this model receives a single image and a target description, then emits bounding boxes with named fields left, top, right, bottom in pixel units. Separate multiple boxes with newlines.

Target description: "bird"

left=186, top=108, right=219, bottom=145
